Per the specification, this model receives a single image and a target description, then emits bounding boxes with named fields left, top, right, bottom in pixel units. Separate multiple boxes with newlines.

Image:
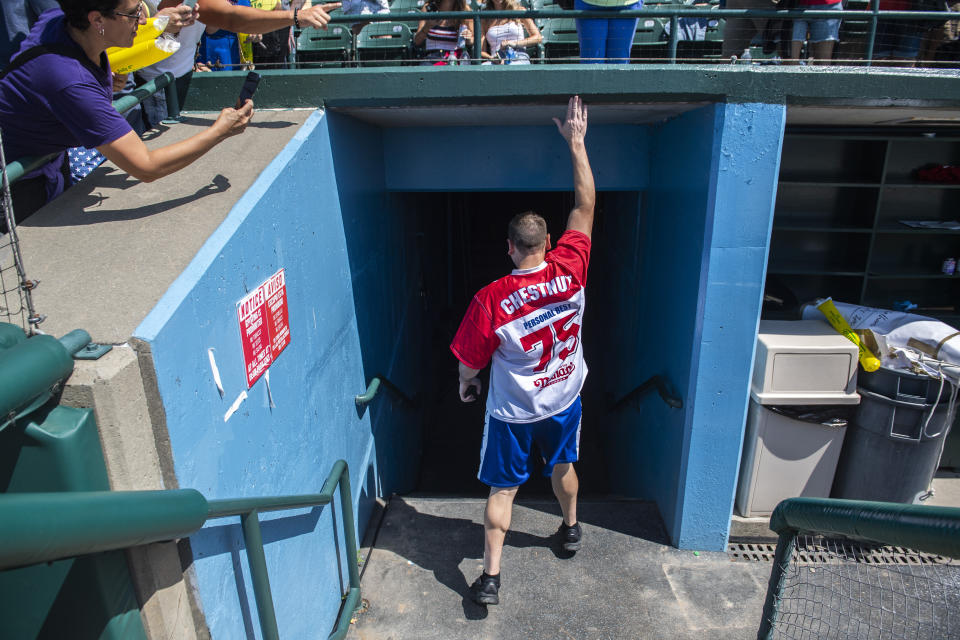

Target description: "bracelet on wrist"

left=293, top=7, right=300, bottom=29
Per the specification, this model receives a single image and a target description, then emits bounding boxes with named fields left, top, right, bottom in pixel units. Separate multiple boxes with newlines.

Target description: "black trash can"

left=831, top=367, right=956, bottom=504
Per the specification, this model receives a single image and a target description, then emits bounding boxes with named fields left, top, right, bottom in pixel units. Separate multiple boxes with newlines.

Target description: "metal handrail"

left=757, top=497, right=960, bottom=640
left=355, top=374, right=418, bottom=418
left=609, top=374, right=683, bottom=410
left=0, top=459, right=362, bottom=640
left=5, top=71, right=174, bottom=184
left=313, top=6, right=958, bottom=65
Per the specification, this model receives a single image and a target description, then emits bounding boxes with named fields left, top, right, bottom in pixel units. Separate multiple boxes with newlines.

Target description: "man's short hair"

left=508, top=212, right=547, bottom=253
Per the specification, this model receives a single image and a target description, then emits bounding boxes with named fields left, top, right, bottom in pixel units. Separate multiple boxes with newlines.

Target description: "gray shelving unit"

left=766, top=132, right=960, bottom=325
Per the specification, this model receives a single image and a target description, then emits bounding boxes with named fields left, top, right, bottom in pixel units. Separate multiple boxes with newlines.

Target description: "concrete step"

left=348, top=496, right=772, bottom=640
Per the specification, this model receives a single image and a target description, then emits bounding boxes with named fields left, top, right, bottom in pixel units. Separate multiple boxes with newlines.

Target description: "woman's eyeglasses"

left=112, top=4, right=143, bottom=21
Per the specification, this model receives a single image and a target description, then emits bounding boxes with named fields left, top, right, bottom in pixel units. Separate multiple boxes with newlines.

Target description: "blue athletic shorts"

left=478, top=397, right=582, bottom=488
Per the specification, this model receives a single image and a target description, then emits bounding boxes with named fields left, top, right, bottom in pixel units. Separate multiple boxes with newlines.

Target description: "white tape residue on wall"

left=208, top=348, right=224, bottom=398
left=224, top=391, right=248, bottom=422
left=265, top=369, right=276, bottom=409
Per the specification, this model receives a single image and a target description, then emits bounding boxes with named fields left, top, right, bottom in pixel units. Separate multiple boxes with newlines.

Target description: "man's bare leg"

left=484, top=486, right=518, bottom=575
left=552, top=463, right=579, bottom=525
left=810, top=40, right=835, bottom=65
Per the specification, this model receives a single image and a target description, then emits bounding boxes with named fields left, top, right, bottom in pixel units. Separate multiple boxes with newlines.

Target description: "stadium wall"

left=134, top=110, right=374, bottom=639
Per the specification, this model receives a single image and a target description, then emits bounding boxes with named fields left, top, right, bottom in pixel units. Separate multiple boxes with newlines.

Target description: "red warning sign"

left=237, top=268, right=290, bottom=388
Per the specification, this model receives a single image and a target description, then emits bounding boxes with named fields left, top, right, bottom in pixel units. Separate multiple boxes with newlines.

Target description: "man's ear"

left=544, top=233, right=552, bottom=252
left=507, top=238, right=515, bottom=256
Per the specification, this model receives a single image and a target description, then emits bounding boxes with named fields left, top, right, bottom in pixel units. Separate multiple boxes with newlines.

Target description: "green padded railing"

left=4, top=72, right=175, bottom=185
left=0, top=459, right=362, bottom=640
left=757, top=497, right=960, bottom=640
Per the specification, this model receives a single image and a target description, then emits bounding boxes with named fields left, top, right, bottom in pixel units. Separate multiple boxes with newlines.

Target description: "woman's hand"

left=157, top=3, right=199, bottom=34
left=212, top=100, right=254, bottom=141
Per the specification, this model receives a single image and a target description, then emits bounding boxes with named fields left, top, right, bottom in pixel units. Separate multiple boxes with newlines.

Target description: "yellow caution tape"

left=816, top=297, right=881, bottom=372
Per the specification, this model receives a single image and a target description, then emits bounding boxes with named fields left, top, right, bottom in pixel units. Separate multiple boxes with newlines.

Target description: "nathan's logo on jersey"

left=534, top=362, right=576, bottom=389
left=500, top=275, right=574, bottom=315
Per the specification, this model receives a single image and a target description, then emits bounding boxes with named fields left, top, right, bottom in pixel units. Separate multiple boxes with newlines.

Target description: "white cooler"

left=735, top=320, right=861, bottom=517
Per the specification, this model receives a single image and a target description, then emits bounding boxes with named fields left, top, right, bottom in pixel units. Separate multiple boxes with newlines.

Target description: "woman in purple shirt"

left=0, top=0, right=253, bottom=227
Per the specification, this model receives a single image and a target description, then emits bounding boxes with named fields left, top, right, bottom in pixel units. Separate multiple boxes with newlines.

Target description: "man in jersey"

left=450, top=95, right=594, bottom=606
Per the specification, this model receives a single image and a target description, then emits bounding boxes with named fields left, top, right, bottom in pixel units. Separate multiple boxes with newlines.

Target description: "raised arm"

left=167, top=0, right=340, bottom=33
left=552, top=95, right=595, bottom=239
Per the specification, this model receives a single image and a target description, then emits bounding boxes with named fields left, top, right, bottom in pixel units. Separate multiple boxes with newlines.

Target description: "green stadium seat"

left=676, top=12, right=723, bottom=60
left=356, top=22, right=414, bottom=66
left=632, top=17, right=667, bottom=61
left=296, top=24, right=354, bottom=67
left=542, top=17, right=579, bottom=61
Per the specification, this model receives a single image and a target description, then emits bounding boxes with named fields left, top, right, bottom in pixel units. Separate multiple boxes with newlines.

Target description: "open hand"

left=552, top=95, right=587, bottom=146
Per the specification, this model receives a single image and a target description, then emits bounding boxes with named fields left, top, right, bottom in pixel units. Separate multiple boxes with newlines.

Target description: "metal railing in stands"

left=0, top=459, right=362, bottom=640
left=296, top=5, right=959, bottom=66
left=4, top=71, right=175, bottom=185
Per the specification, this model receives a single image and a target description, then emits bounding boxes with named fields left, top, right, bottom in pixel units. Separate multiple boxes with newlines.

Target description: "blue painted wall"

left=325, top=111, right=427, bottom=498
left=670, top=103, right=784, bottom=550
left=383, top=124, right=650, bottom=192
left=135, top=111, right=377, bottom=639
left=133, top=105, right=784, bottom=639
left=596, top=103, right=783, bottom=550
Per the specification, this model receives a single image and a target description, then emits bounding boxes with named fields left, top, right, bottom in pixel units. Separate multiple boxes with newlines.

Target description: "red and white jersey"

left=451, top=230, right=590, bottom=424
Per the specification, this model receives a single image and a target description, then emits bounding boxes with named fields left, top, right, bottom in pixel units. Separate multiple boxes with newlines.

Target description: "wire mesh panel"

left=0, top=129, right=41, bottom=333
left=766, top=534, right=960, bottom=640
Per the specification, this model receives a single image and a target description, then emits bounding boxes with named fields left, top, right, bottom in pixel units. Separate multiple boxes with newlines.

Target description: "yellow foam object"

left=816, top=297, right=881, bottom=372
left=239, top=34, right=254, bottom=66
left=132, top=15, right=170, bottom=45
left=107, top=36, right=180, bottom=75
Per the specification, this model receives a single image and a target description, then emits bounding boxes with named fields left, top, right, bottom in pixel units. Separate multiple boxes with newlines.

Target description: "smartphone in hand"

left=236, top=71, right=261, bottom=108
left=182, top=0, right=197, bottom=7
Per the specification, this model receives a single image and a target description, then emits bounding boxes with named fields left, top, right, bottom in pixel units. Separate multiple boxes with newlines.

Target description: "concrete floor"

left=348, top=497, right=772, bottom=640
left=349, top=475, right=960, bottom=640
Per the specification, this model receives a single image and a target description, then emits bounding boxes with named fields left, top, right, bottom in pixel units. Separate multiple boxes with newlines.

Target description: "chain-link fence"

left=0, top=130, right=42, bottom=335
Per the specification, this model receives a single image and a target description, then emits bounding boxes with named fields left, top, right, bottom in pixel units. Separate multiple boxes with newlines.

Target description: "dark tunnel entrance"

left=404, top=191, right=641, bottom=497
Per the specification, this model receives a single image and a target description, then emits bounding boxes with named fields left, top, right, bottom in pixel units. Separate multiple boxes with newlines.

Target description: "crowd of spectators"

left=0, top=0, right=956, bottom=229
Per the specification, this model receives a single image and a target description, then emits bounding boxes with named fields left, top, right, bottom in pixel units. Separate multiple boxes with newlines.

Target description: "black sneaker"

left=559, top=522, right=582, bottom=552
left=470, top=573, right=500, bottom=605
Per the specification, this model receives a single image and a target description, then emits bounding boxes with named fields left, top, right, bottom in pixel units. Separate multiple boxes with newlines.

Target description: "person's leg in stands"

left=722, top=0, right=769, bottom=58
left=576, top=0, right=610, bottom=62
left=604, top=2, right=641, bottom=63
left=804, top=3, right=840, bottom=64
left=175, top=71, right=194, bottom=112
left=789, top=18, right=807, bottom=62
